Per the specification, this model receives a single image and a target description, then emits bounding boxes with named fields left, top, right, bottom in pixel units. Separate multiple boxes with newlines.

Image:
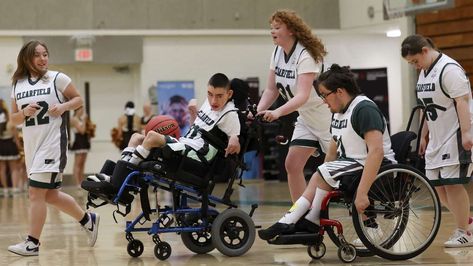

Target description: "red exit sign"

left=75, top=48, right=93, bottom=62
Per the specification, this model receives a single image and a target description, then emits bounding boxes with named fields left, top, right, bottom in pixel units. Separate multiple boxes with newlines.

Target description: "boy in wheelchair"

left=88, top=73, right=243, bottom=192
left=258, top=64, right=397, bottom=244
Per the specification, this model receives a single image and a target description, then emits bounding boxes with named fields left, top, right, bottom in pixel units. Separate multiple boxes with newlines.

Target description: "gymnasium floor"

left=1, top=180, right=473, bottom=266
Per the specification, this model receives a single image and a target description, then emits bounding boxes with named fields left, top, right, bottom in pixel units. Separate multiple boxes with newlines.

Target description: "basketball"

left=145, top=115, right=181, bottom=139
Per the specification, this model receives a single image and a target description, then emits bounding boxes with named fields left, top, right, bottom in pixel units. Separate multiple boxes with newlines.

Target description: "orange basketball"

left=145, top=115, right=181, bottom=139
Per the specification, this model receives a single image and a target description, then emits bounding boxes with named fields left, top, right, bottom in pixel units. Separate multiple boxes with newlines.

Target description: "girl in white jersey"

left=402, top=34, right=473, bottom=247
left=257, top=10, right=332, bottom=203
left=259, top=64, right=396, bottom=241
left=7, top=41, right=99, bottom=256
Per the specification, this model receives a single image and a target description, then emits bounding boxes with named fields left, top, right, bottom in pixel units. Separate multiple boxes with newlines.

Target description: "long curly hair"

left=270, top=9, right=327, bottom=62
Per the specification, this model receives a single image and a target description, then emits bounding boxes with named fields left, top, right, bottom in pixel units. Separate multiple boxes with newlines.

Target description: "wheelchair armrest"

left=198, top=128, right=227, bottom=152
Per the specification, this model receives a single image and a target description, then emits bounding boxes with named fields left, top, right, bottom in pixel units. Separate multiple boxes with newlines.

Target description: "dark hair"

left=12, top=40, right=49, bottom=85
left=208, top=73, right=230, bottom=89
left=401, top=34, right=437, bottom=57
left=270, top=9, right=327, bottom=62
left=125, top=101, right=134, bottom=109
left=169, top=95, right=187, bottom=105
left=316, top=64, right=361, bottom=97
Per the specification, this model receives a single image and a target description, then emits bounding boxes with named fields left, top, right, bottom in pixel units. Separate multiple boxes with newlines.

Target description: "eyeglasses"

left=318, top=90, right=335, bottom=100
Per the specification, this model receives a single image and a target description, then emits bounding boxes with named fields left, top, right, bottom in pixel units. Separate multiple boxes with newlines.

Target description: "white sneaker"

left=82, top=212, right=100, bottom=247
left=444, top=229, right=473, bottom=248
left=353, top=227, right=384, bottom=247
left=8, top=239, right=39, bottom=256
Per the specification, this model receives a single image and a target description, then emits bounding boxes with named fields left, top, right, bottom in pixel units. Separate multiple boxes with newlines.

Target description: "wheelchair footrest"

left=81, top=180, right=134, bottom=205
left=268, top=232, right=318, bottom=245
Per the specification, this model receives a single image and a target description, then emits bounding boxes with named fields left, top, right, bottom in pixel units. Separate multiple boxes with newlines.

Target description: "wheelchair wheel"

left=127, top=239, right=144, bottom=257
left=154, top=241, right=172, bottom=260
left=211, top=208, right=255, bottom=257
left=352, top=164, right=441, bottom=260
left=307, top=242, right=326, bottom=260
left=323, top=196, right=373, bottom=257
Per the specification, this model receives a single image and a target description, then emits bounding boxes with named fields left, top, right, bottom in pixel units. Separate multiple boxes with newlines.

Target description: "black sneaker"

left=258, top=222, right=296, bottom=240
left=295, top=218, right=320, bottom=233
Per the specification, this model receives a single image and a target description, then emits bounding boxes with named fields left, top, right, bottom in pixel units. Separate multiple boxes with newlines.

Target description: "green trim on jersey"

left=29, top=179, right=61, bottom=189
left=430, top=176, right=470, bottom=186
left=351, top=100, right=385, bottom=138
left=290, top=139, right=319, bottom=148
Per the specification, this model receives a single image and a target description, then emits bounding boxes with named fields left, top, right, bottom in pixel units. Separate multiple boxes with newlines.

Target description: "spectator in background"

left=116, top=101, right=141, bottom=150
left=140, top=101, right=156, bottom=133
left=0, top=98, right=22, bottom=197
left=70, top=107, right=95, bottom=187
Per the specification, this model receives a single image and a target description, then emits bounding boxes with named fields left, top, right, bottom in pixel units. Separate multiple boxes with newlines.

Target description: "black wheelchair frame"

left=265, top=105, right=442, bottom=263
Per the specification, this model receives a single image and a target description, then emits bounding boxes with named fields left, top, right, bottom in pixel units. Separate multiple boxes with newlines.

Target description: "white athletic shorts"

left=290, top=118, right=332, bottom=154
left=425, top=163, right=473, bottom=186
left=29, top=172, right=62, bottom=189
left=317, top=158, right=364, bottom=189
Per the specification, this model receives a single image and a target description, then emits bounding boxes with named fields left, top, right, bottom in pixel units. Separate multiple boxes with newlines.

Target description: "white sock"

left=121, top=147, right=136, bottom=161
left=279, top=197, right=311, bottom=224
left=304, top=188, right=329, bottom=225
left=129, top=145, right=150, bottom=165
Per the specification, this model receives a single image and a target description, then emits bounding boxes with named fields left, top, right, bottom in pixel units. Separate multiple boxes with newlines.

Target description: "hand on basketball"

left=355, top=192, right=370, bottom=214
left=22, top=102, right=41, bottom=117
left=225, top=135, right=240, bottom=157
left=48, top=103, right=66, bottom=117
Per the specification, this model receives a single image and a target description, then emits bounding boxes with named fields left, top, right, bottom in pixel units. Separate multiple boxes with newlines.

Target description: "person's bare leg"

left=444, top=184, right=470, bottom=230
left=285, top=146, right=314, bottom=202
left=0, top=161, right=8, bottom=190
left=8, top=160, right=21, bottom=191
left=435, top=186, right=450, bottom=210
left=74, top=153, right=87, bottom=186
left=128, top=133, right=145, bottom=148
left=28, top=187, right=48, bottom=239
left=45, top=189, right=85, bottom=221
left=142, top=131, right=167, bottom=150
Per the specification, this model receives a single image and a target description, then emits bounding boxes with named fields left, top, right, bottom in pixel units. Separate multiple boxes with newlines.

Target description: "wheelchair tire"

left=127, top=239, right=144, bottom=258
left=323, top=197, right=373, bottom=257
left=181, top=230, right=215, bottom=254
left=211, top=208, right=255, bottom=257
left=352, top=164, right=441, bottom=260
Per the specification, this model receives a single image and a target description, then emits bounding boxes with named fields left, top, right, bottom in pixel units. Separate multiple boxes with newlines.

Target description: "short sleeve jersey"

left=12, top=70, right=71, bottom=174
left=416, top=53, right=473, bottom=168
left=331, top=95, right=396, bottom=165
left=270, top=42, right=331, bottom=134
left=180, top=99, right=240, bottom=152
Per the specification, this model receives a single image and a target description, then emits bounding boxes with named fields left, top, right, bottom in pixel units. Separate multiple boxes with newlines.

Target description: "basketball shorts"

left=317, top=158, right=364, bottom=189
left=290, top=118, right=332, bottom=154
left=29, top=172, right=62, bottom=189
left=425, top=163, right=473, bottom=186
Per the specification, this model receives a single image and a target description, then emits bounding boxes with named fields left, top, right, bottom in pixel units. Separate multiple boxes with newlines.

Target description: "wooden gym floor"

left=1, top=180, right=473, bottom=266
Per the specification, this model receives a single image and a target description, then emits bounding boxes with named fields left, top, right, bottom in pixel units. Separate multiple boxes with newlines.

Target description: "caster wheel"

left=154, top=242, right=172, bottom=260
left=338, top=244, right=357, bottom=263
left=307, top=242, right=326, bottom=260
left=127, top=239, right=144, bottom=257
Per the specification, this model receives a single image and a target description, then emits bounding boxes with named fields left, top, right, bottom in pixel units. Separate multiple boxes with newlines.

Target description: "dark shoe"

left=295, top=218, right=320, bottom=233
left=258, top=222, right=296, bottom=240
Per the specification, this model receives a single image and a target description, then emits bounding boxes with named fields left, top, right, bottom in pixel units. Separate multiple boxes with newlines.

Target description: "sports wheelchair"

left=82, top=86, right=262, bottom=260
left=265, top=105, right=441, bottom=263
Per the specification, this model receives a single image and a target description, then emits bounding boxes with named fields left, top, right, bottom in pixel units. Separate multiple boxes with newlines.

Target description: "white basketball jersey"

left=180, top=99, right=240, bottom=152
left=12, top=71, right=69, bottom=175
left=331, top=95, right=395, bottom=165
left=271, top=42, right=331, bottom=136
left=416, top=53, right=473, bottom=168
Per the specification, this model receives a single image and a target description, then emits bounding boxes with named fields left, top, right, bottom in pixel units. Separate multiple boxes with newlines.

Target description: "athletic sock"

left=120, top=147, right=136, bottom=161
left=129, top=145, right=150, bottom=165
left=304, top=188, right=329, bottom=225
left=278, top=197, right=311, bottom=224
left=27, top=235, right=40, bottom=245
left=79, top=212, right=90, bottom=226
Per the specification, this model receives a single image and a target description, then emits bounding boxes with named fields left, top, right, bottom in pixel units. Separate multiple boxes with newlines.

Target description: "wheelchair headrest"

left=230, top=78, right=249, bottom=111
left=390, top=131, right=417, bottom=164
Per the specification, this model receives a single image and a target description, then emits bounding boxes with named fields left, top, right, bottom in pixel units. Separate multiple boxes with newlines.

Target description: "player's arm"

left=257, top=70, right=279, bottom=113
left=323, top=138, right=338, bottom=162
left=455, top=94, right=473, bottom=151
left=71, top=115, right=86, bottom=134
left=48, top=83, right=83, bottom=117
left=272, top=72, right=315, bottom=117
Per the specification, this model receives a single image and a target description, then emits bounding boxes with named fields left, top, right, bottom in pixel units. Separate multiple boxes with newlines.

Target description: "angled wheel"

left=352, top=164, right=441, bottom=260
left=211, top=208, right=255, bottom=257
left=181, top=230, right=215, bottom=254
left=338, top=244, right=357, bottom=263
left=154, top=242, right=172, bottom=260
left=307, top=242, right=326, bottom=260
left=127, top=239, right=144, bottom=257
left=323, top=195, right=373, bottom=257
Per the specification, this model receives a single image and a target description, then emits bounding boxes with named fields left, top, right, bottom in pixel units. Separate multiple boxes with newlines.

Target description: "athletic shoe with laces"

left=82, top=212, right=100, bottom=247
left=258, top=222, right=296, bottom=240
left=8, top=239, right=40, bottom=256
left=295, top=218, right=320, bottom=234
left=353, top=227, right=384, bottom=247
left=444, top=229, right=473, bottom=248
